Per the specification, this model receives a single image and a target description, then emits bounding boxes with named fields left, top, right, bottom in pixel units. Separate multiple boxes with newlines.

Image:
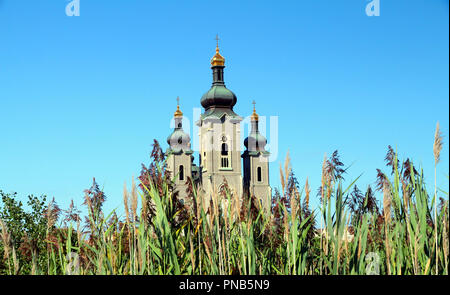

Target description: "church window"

left=220, top=143, right=230, bottom=168
left=221, top=143, right=228, bottom=155
left=179, top=165, right=184, bottom=181
left=257, top=167, right=262, bottom=182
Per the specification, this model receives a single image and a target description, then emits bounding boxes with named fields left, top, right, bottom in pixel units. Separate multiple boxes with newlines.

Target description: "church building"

left=165, top=40, right=271, bottom=211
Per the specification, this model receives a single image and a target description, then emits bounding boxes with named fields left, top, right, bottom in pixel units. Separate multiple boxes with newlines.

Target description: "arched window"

left=179, top=165, right=184, bottom=181
left=257, top=167, right=262, bottom=182
left=221, top=143, right=228, bottom=155
left=220, top=143, right=230, bottom=168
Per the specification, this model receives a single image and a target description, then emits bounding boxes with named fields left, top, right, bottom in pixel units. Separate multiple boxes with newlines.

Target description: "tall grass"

left=0, top=139, right=448, bottom=275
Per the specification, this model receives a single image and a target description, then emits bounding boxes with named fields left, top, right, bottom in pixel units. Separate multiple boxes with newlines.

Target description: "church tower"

left=197, top=38, right=243, bottom=201
left=166, top=98, right=193, bottom=201
left=242, top=102, right=271, bottom=212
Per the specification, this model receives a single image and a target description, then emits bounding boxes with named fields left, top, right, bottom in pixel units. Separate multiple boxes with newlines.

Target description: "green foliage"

left=0, top=191, right=50, bottom=274
left=0, top=145, right=448, bottom=275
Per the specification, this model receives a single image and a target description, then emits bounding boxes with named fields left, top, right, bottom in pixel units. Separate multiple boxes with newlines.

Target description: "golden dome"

left=211, top=46, right=225, bottom=66
left=211, top=35, right=225, bottom=67
left=174, top=97, right=183, bottom=117
left=251, top=100, right=259, bottom=121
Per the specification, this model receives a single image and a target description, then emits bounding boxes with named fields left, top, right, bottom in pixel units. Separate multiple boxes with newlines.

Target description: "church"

left=165, top=40, right=272, bottom=211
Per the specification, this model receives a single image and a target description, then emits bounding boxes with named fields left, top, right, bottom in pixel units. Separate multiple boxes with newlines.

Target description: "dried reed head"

left=320, top=153, right=327, bottom=202
left=131, top=178, right=138, bottom=223
left=123, top=181, right=130, bottom=224
left=433, top=122, right=443, bottom=165
left=385, top=145, right=398, bottom=175
left=279, top=151, right=291, bottom=197
left=45, top=197, right=61, bottom=229
left=0, top=218, right=11, bottom=259
left=304, top=177, right=310, bottom=208
left=62, top=199, right=81, bottom=224
left=140, top=191, right=147, bottom=226
left=284, top=151, right=291, bottom=188
left=323, top=151, right=344, bottom=200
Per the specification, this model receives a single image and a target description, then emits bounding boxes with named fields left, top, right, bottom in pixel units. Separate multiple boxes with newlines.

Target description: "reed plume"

left=0, top=218, right=11, bottom=274
left=123, top=181, right=130, bottom=224
left=433, top=121, right=443, bottom=274
left=319, top=154, right=327, bottom=275
left=305, top=177, right=310, bottom=209
left=131, top=177, right=138, bottom=223
left=279, top=151, right=291, bottom=198
left=434, top=122, right=443, bottom=165
left=0, top=137, right=448, bottom=275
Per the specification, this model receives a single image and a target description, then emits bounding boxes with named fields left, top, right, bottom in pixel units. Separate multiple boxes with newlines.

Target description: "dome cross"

left=215, top=34, right=220, bottom=48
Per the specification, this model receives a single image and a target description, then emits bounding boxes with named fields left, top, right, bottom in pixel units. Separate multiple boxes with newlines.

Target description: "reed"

left=0, top=133, right=448, bottom=275
left=433, top=122, right=443, bottom=275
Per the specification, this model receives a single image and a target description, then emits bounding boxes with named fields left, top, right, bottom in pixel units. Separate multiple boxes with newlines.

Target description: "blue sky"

left=0, top=0, right=448, bottom=218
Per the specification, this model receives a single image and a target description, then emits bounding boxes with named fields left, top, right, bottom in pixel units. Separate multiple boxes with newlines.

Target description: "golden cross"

left=252, top=100, right=256, bottom=111
left=176, top=96, right=180, bottom=106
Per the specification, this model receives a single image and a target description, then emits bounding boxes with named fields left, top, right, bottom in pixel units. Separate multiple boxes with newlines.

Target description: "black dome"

left=201, top=85, right=237, bottom=109
left=244, top=132, right=267, bottom=151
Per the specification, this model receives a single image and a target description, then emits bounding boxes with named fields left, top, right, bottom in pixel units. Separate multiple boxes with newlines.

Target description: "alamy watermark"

left=66, top=0, right=80, bottom=17
left=65, top=252, right=80, bottom=275
left=65, top=1, right=379, bottom=18
left=169, top=107, right=279, bottom=163
left=365, top=0, right=380, bottom=17
left=365, top=252, right=380, bottom=275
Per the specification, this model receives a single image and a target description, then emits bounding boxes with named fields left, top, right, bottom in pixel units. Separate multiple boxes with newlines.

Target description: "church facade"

left=165, top=42, right=271, bottom=211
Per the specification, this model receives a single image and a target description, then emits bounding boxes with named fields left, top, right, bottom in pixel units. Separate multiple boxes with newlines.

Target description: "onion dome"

left=167, top=98, right=192, bottom=153
left=200, top=36, right=238, bottom=111
left=201, top=86, right=237, bottom=109
left=244, top=101, right=267, bottom=152
left=167, top=129, right=191, bottom=151
left=244, top=133, right=267, bottom=151
left=211, top=45, right=225, bottom=67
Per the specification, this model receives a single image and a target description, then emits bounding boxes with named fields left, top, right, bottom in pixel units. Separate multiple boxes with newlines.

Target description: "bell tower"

left=166, top=97, right=193, bottom=201
left=242, top=101, right=271, bottom=212
left=197, top=37, right=243, bottom=201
